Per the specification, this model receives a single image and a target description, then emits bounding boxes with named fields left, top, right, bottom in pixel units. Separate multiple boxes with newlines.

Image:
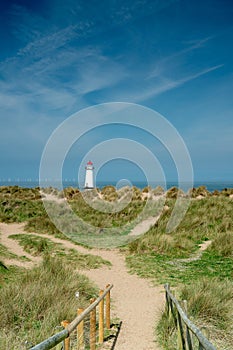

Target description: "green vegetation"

left=0, top=242, right=30, bottom=286
left=68, top=188, right=147, bottom=228
left=9, top=233, right=111, bottom=269
left=0, top=256, right=98, bottom=349
left=0, top=264, right=24, bottom=290
left=1, top=185, right=231, bottom=243
left=127, top=250, right=233, bottom=284
left=0, top=242, right=20, bottom=260
left=10, top=234, right=53, bottom=255
left=25, top=216, right=63, bottom=237
left=0, top=242, right=30, bottom=262
left=207, top=231, right=233, bottom=257
left=0, top=186, right=43, bottom=223
left=180, top=278, right=233, bottom=330
left=0, top=198, right=44, bottom=223
left=127, top=196, right=232, bottom=260
left=158, top=278, right=233, bottom=350
left=0, top=186, right=160, bottom=243
left=1, top=186, right=233, bottom=349
left=0, top=186, right=41, bottom=200
left=17, top=186, right=162, bottom=247
left=125, top=195, right=233, bottom=349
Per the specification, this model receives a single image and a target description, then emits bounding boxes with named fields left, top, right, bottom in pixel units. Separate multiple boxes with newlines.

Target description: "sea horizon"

left=0, top=179, right=232, bottom=192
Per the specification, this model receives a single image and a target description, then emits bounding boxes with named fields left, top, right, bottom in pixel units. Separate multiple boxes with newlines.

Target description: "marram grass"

left=0, top=256, right=97, bottom=350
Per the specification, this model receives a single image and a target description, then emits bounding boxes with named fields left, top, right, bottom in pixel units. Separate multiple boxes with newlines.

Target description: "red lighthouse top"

left=87, top=160, right=93, bottom=165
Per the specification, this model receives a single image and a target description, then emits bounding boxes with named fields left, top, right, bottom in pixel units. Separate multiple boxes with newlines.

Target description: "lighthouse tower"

left=84, top=161, right=94, bottom=189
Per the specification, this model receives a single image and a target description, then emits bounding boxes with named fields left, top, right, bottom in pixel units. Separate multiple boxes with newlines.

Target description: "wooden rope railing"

left=30, top=284, right=113, bottom=350
left=164, top=283, right=216, bottom=350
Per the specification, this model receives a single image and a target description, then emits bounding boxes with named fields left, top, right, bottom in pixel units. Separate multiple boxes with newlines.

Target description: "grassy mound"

left=126, top=197, right=233, bottom=285
left=0, top=256, right=97, bottom=349
left=127, top=196, right=232, bottom=258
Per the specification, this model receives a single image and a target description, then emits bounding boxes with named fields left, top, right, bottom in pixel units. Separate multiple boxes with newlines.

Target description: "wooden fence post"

left=29, top=284, right=114, bottom=350
left=177, top=311, right=186, bottom=350
left=77, top=308, right=84, bottom=350
left=90, top=298, right=96, bottom=350
left=183, top=300, right=193, bottom=350
left=170, top=290, right=177, bottom=323
left=99, top=289, right=104, bottom=344
left=165, top=283, right=171, bottom=319
left=163, top=285, right=216, bottom=350
left=61, top=320, right=70, bottom=350
left=106, top=284, right=111, bottom=330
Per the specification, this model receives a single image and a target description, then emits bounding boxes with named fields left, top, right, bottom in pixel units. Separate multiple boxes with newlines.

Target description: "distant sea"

left=0, top=180, right=232, bottom=192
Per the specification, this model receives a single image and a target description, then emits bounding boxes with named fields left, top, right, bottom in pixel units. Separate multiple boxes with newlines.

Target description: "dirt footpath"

left=82, top=249, right=164, bottom=350
left=0, top=222, right=164, bottom=350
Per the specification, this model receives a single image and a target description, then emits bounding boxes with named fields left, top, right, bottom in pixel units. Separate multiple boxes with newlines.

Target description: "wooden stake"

left=77, top=308, right=84, bottom=350
left=106, top=284, right=111, bottom=329
left=165, top=284, right=172, bottom=321
left=183, top=300, right=193, bottom=350
left=170, top=291, right=176, bottom=323
left=61, top=320, right=70, bottom=350
left=164, top=284, right=216, bottom=350
left=177, top=312, right=186, bottom=350
left=90, top=298, right=96, bottom=350
left=99, top=289, right=104, bottom=343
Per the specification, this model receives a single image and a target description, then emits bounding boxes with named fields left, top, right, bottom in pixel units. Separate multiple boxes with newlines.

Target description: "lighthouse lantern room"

left=84, top=161, right=94, bottom=189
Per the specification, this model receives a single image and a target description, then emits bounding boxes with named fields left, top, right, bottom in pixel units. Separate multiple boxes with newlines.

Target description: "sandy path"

left=0, top=222, right=91, bottom=266
left=0, top=223, right=41, bottom=268
left=82, top=251, right=163, bottom=350
left=129, top=215, right=160, bottom=237
left=0, top=222, right=163, bottom=350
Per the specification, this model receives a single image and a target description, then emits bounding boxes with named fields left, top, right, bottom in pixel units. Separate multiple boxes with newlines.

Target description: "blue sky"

left=0, top=0, right=232, bottom=184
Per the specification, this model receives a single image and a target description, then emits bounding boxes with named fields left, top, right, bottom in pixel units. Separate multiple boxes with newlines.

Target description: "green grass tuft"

left=9, top=233, right=111, bottom=269
left=157, top=278, right=233, bottom=350
left=0, top=256, right=97, bottom=349
left=180, top=278, right=233, bottom=329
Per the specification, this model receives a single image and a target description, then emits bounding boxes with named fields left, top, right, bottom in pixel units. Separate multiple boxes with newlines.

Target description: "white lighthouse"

left=84, top=161, right=94, bottom=189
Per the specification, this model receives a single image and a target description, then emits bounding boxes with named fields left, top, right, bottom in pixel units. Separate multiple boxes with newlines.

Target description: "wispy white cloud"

left=97, top=63, right=224, bottom=103
left=2, top=0, right=216, bottom=117
left=148, top=36, right=213, bottom=79
left=175, top=64, right=224, bottom=83
left=0, top=45, right=127, bottom=113
left=149, top=63, right=224, bottom=96
left=0, top=1, right=128, bottom=113
left=17, top=25, right=78, bottom=58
